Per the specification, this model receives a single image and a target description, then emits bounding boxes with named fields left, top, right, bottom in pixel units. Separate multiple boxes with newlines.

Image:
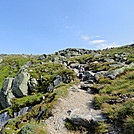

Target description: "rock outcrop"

left=105, top=63, right=134, bottom=79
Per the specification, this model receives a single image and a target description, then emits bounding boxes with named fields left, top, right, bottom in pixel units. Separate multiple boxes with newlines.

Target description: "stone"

left=0, top=78, right=15, bottom=109
left=95, top=71, right=107, bottom=80
left=109, top=63, right=124, bottom=67
left=0, top=112, right=10, bottom=130
left=83, top=71, right=95, bottom=81
left=25, top=61, right=33, bottom=66
left=2, top=78, right=14, bottom=95
left=54, top=75, right=62, bottom=86
left=81, top=84, right=94, bottom=90
left=69, top=63, right=79, bottom=68
left=14, top=107, right=31, bottom=118
left=93, top=54, right=102, bottom=57
left=28, top=78, right=38, bottom=91
left=104, top=58, right=115, bottom=62
left=119, top=57, right=127, bottom=62
left=12, top=72, right=30, bottom=97
left=47, top=84, right=54, bottom=92
left=125, top=60, right=131, bottom=64
left=66, top=114, right=98, bottom=128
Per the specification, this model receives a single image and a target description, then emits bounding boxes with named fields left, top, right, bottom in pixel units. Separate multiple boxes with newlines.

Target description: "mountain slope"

left=0, top=44, right=134, bottom=134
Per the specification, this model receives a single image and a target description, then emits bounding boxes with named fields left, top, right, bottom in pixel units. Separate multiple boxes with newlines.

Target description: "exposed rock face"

left=12, top=72, right=30, bottom=97
left=0, top=78, right=15, bottom=109
left=105, top=63, right=134, bottom=79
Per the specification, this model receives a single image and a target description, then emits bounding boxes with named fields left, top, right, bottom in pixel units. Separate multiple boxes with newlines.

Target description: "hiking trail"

left=45, top=81, right=104, bottom=134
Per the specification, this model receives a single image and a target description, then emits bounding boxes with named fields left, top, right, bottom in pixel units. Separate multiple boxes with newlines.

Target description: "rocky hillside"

left=0, top=44, right=134, bottom=134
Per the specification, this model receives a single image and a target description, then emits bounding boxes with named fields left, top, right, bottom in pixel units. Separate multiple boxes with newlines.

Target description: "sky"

left=0, top=0, right=134, bottom=55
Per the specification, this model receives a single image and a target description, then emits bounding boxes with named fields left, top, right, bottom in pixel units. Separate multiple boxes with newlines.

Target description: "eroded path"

left=45, top=82, right=104, bottom=134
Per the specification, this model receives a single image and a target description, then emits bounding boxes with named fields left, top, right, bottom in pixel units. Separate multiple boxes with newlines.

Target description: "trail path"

left=45, top=81, right=104, bottom=134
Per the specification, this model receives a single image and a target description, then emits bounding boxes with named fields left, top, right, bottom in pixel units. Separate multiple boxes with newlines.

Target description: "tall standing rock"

left=0, top=78, right=14, bottom=109
left=12, top=72, right=30, bottom=97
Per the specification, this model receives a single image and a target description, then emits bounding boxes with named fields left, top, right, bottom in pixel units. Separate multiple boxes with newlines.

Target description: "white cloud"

left=97, top=43, right=120, bottom=49
left=81, top=35, right=91, bottom=41
left=89, top=40, right=106, bottom=44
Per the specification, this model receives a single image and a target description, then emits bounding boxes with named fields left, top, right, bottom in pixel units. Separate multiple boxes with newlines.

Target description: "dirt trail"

left=45, top=82, right=104, bottom=134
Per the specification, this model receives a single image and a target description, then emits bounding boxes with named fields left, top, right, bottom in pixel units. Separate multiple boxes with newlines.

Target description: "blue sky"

left=0, top=0, right=134, bottom=54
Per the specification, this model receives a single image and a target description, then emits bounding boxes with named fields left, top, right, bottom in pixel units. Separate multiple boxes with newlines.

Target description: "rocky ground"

left=45, top=82, right=105, bottom=134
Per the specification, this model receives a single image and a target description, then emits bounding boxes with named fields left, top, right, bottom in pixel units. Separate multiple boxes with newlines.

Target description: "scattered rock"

left=109, top=63, right=124, bottom=67
left=83, top=71, right=95, bottom=81
left=28, top=77, right=38, bottom=91
left=47, top=84, right=54, bottom=92
left=80, top=84, right=93, bottom=90
left=95, top=71, right=107, bottom=80
left=14, top=107, right=31, bottom=118
left=0, top=112, right=11, bottom=130
left=54, top=75, right=62, bottom=86
left=69, top=63, right=79, bottom=68
left=93, top=54, right=102, bottom=57
left=104, top=58, right=115, bottom=62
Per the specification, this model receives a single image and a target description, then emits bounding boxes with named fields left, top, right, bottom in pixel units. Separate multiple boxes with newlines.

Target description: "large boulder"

left=66, top=114, right=98, bottom=128
left=12, top=72, right=30, bottom=97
